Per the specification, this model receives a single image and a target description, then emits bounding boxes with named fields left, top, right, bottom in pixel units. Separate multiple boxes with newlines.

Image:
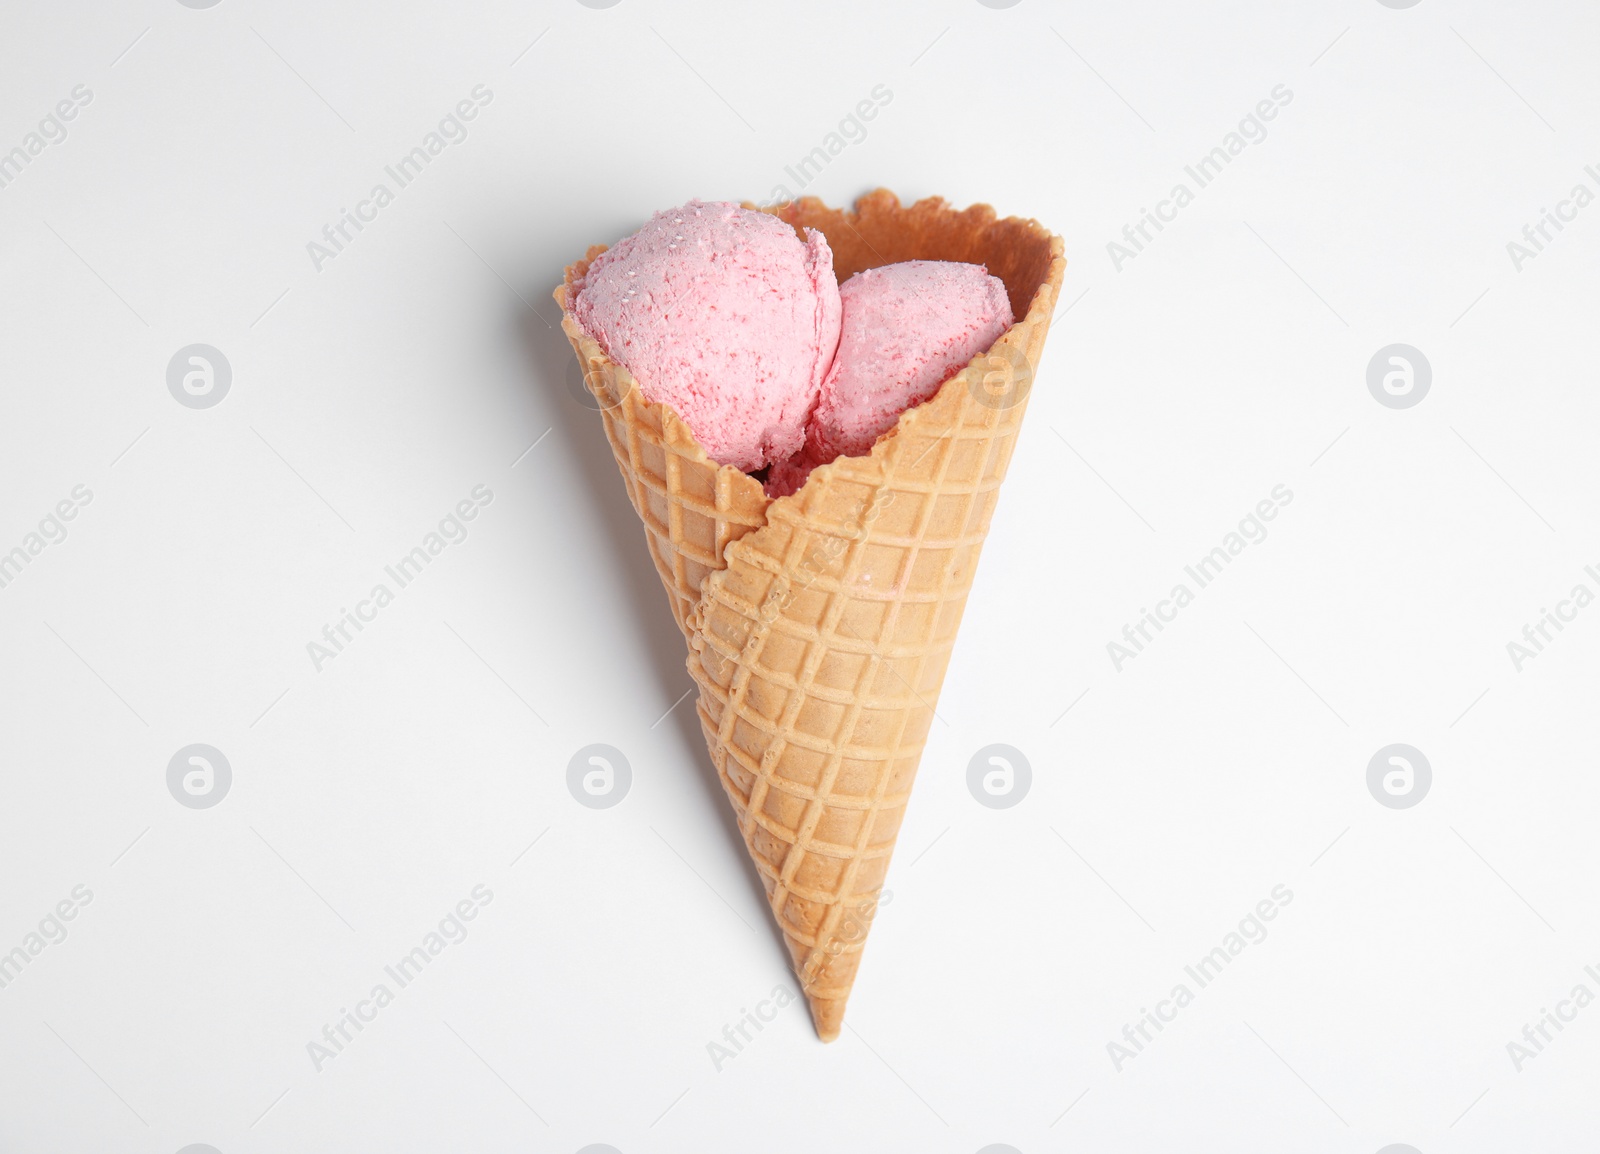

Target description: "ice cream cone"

left=555, top=189, right=1066, bottom=1041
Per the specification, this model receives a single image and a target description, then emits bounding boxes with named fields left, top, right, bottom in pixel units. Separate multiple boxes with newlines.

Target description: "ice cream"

left=813, top=260, right=1012, bottom=460
left=762, top=443, right=826, bottom=500
left=572, top=202, right=1014, bottom=497
left=765, top=260, right=1014, bottom=496
left=556, top=188, right=1066, bottom=1042
left=571, top=200, right=842, bottom=472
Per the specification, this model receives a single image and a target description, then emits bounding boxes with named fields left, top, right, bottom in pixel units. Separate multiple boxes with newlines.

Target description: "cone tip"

left=809, top=995, right=846, bottom=1043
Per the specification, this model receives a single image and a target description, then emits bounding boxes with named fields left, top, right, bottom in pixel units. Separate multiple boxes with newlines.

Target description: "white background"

left=2, top=0, right=1598, bottom=1151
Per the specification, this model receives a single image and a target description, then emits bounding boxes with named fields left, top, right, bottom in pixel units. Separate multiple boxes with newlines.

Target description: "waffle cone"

left=555, top=189, right=1066, bottom=1041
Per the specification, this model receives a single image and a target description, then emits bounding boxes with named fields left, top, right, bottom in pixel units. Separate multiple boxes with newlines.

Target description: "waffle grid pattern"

left=690, top=323, right=1047, bottom=1037
left=556, top=194, right=1066, bottom=1039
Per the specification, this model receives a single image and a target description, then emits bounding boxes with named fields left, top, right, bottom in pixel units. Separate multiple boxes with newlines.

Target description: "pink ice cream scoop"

left=765, top=261, right=1013, bottom=496
left=572, top=200, right=842, bottom=472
